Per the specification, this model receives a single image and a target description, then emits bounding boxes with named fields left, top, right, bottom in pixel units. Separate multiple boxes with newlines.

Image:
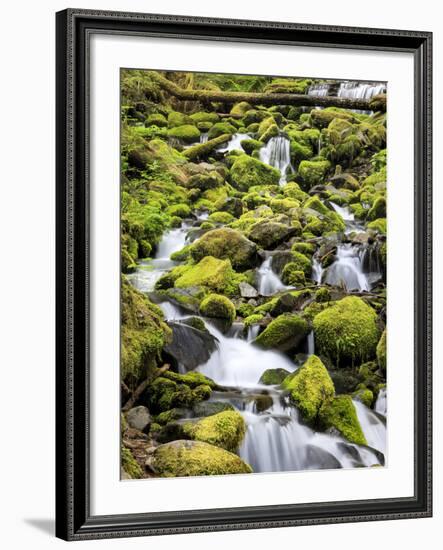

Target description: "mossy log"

left=183, top=134, right=231, bottom=160
left=148, top=72, right=386, bottom=112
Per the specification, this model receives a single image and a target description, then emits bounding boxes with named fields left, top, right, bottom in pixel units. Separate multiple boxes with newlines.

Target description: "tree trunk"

left=149, top=71, right=385, bottom=112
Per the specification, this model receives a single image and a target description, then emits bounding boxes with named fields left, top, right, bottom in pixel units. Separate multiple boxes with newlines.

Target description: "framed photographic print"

left=55, top=9, right=432, bottom=541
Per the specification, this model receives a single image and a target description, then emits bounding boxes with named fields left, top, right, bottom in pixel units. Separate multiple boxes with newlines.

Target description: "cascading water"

left=126, top=225, right=189, bottom=293
left=308, top=83, right=330, bottom=97
left=324, top=244, right=370, bottom=292
left=307, top=331, right=315, bottom=355
left=217, top=133, right=251, bottom=153
left=259, top=135, right=292, bottom=185
left=258, top=256, right=288, bottom=296
left=311, top=257, right=324, bottom=285
left=338, top=81, right=386, bottom=101
left=374, top=388, right=387, bottom=416
left=353, top=400, right=387, bottom=455
left=330, top=201, right=355, bottom=222
left=200, top=132, right=208, bottom=144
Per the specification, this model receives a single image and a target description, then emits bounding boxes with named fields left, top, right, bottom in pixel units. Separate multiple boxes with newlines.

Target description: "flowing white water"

left=307, top=331, right=315, bottom=355
left=246, top=325, right=260, bottom=342
left=258, top=257, right=288, bottom=296
left=308, top=83, right=330, bottom=97
left=311, top=257, right=324, bottom=285
left=156, top=226, right=188, bottom=259
left=325, top=244, right=370, bottom=292
left=330, top=201, right=355, bottom=222
left=200, top=132, right=208, bottom=144
left=374, top=388, right=387, bottom=416
left=217, top=132, right=251, bottom=153
left=338, top=81, right=386, bottom=101
left=353, top=400, right=387, bottom=455
left=197, top=323, right=297, bottom=388
left=259, top=135, right=292, bottom=185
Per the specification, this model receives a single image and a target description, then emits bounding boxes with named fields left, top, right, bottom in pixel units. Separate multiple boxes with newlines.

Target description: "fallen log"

left=149, top=71, right=386, bottom=112
left=183, top=133, right=231, bottom=160
left=122, top=364, right=170, bottom=412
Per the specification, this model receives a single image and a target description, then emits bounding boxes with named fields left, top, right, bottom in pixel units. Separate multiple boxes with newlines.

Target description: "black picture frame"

left=55, top=8, right=432, bottom=541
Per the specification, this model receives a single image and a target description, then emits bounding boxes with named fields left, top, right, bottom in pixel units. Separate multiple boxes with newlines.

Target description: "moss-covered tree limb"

left=183, top=133, right=231, bottom=160
left=122, top=364, right=170, bottom=412
left=149, top=71, right=386, bottom=112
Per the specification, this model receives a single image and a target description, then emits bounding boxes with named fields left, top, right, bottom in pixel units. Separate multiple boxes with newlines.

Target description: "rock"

left=376, top=329, right=387, bottom=372
left=318, top=395, right=367, bottom=446
left=281, top=355, right=335, bottom=423
left=259, top=368, right=291, bottom=385
left=270, top=293, right=298, bottom=316
left=190, top=228, right=258, bottom=270
left=230, top=155, right=280, bottom=191
left=180, top=410, right=246, bottom=452
left=305, top=445, right=342, bottom=469
left=254, top=313, right=309, bottom=352
left=164, top=321, right=218, bottom=371
left=239, top=282, right=258, bottom=298
left=174, top=256, right=244, bottom=295
left=199, top=294, right=236, bottom=324
left=313, top=296, right=380, bottom=367
left=252, top=394, right=274, bottom=413
left=148, top=440, right=252, bottom=476
left=217, top=196, right=244, bottom=218
left=126, top=406, right=152, bottom=433
left=193, top=401, right=235, bottom=417
left=248, top=221, right=298, bottom=249
left=298, top=159, right=331, bottom=188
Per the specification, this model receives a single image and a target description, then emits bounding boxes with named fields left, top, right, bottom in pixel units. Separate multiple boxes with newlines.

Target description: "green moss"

left=167, top=124, right=200, bottom=142
left=121, top=445, right=143, bottom=479
left=310, top=108, right=354, bottom=129
left=154, top=408, right=189, bottom=425
left=315, top=287, right=331, bottom=303
left=260, top=123, right=279, bottom=143
left=183, top=411, right=246, bottom=452
left=199, top=293, right=236, bottom=323
left=152, top=440, right=252, bottom=477
left=254, top=313, right=309, bottom=350
left=283, top=182, right=309, bottom=202
left=376, top=329, right=387, bottom=372
left=207, top=122, right=237, bottom=140
left=230, top=155, right=280, bottom=191
left=353, top=388, right=374, bottom=408
left=190, top=111, right=220, bottom=124
left=121, top=280, right=171, bottom=382
left=259, top=368, right=290, bottom=385
left=162, top=370, right=216, bottom=389
left=367, top=218, right=387, bottom=235
left=174, top=256, right=244, bottom=296
left=208, top=211, right=234, bottom=224
left=187, top=171, right=224, bottom=191
left=281, top=355, right=335, bottom=423
left=313, top=296, right=380, bottom=367
left=165, top=203, right=191, bottom=218
left=146, top=113, right=168, bottom=127
left=298, top=159, right=331, bottom=188
left=318, top=395, right=367, bottom=446
left=244, top=313, right=263, bottom=328
left=367, top=196, right=386, bottom=221
left=290, top=251, right=312, bottom=276
left=270, top=197, right=300, bottom=213
left=170, top=244, right=192, bottom=261
left=168, top=110, right=192, bottom=128
left=230, top=101, right=252, bottom=116
left=146, top=374, right=212, bottom=413
left=190, top=227, right=257, bottom=270
left=281, top=265, right=306, bottom=286
left=241, top=138, right=263, bottom=155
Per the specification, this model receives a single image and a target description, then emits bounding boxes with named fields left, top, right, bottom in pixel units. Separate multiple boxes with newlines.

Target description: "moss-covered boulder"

left=367, top=218, right=387, bottom=235
left=298, top=159, right=331, bottom=188
left=199, top=294, right=236, bottom=323
left=353, top=388, right=374, bottom=408
left=208, top=122, right=237, bottom=140
left=143, top=374, right=212, bottom=414
left=121, top=445, right=143, bottom=479
left=281, top=265, right=306, bottom=286
left=318, top=395, right=367, bottom=446
left=146, top=113, right=168, bottom=127
left=149, top=440, right=252, bottom=476
left=376, top=329, right=387, bottom=372
left=241, top=138, right=263, bottom=155
left=190, top=228, right=257, bottom=270
left=166, top=203, right=192, bottom=218
left=190, top=111, right=220, bottom=124
left=167, top=124, right=200, bottom=143
left=230, top=101, right=252, bottom=116
left=313, top=296, right=380, bottom=367
left=174, top=256, right=244, bottom=296
left=367, top=196, right=386, bottom=221
left=289, top=251, right=312, bottom=276
left=182, top=410, right=246, bottom=452
left=254, top=313, right=309, bottom=352
left=230, top=156, right=280, bottom=191
left=281, top=355, right=335, bottom=423
left=310, top=108, right=354, bottom=129
left=187, top=170, right=224, bottom=190
left=121, top=279, right=171, bottom=382
left=168, top=111, right=192, bottom=128
left=247, top=220, right=297, bottom=249
left=259, top=368, right=291, bottom=385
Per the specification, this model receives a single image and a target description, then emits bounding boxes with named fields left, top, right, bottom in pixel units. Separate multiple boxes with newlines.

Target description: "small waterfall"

left=311, top=257, right=324, bottom=285
left=308, top=83, right=330, bottom=97
left=247, top=324, right=260, bottom=342
left=307, top=331, right=315, bottom=355
left=200, top=132, right=208, bottom=144
left=374, top=388, right=387, bottom=416
left=325, top=244, right=370, bottom=292
left=338, top=81, right=386, bottom=101
left=259, top=135, right=292, bottom=185
left=330, top=201, right=355, bottom=222
left=197, top=323, right=297, bottom=388
left=353, top=400, right=387, bottom=455
left=360, top=243, right=383, bottom=287
left=156, top=226, right=188, bottom=259
left=217, top=132, right=251, bottom=153
left=258, top=257, right=287, bottom=296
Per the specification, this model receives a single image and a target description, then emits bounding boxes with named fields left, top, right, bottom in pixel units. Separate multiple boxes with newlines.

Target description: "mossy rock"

left=269, top=197, right=300, bottom=213
left=187, top=171, right=224, bottom=190
left=121, top=280, right=171, bottom=382
left=165, top=203, right=191, bottom=218
left=243, top=313, right=264, bottom=327
left=190, top=227, right=257, bottom=270
left=168, top=124, right=200, bottom=143
left=367, top=196, right=386, bottom=221
left=199, top=294, right=236, bottom=323
left=315, top=287, right=331, bottom=303
left=230, top=101, right=252, bottom=116
left=259, top=368, right=291, bottom=385
left=281, top=355, right=335, bottom=423
left=150, top=440, right=252, bottom=477
left=376, top=329, right=387, bottom=372
left=121, top=445, right=143, bottom=479
left=144, top=376, right=212, bottom=414
left=298, top=159, right=331, bottom=188
left=241, top=138, right=263, bottom=155
left=290, top=251, right=312, bottom=276
left=247, top=220, right=297, bottom=249
left=313, top=296, right=380, bottom=367
left=168, top=111, right=193, bottom=128
left=146, top=113, right=168, bottom=127
left=254, top=313, right=309, bottom=352
left=208, top=122, right=237, bottom=140
left=283, top=182, right=310, bottom=202
left=162, top=370, right=216, bottom=389
left=182, top=410, right=246, bottom=452
left=170, top=244, right=192, bottom=262
left=208, top=211, right=234, bottom=224
left=193, top=401, right=235, bottom=418
left=367, top=218, right=387, bottom=235
left=353, top=388, right=374, bottom=408
left=190, top=111, right=220, bottom=124
left=310, top=108, right=354, bottom=129
left=230, top=156, right=280, bottom=191
left=281, top=265, right=306, bottom=286
left=318, top=395, right=367, bottom=446
left=174, top=256, right=244, bottom=296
